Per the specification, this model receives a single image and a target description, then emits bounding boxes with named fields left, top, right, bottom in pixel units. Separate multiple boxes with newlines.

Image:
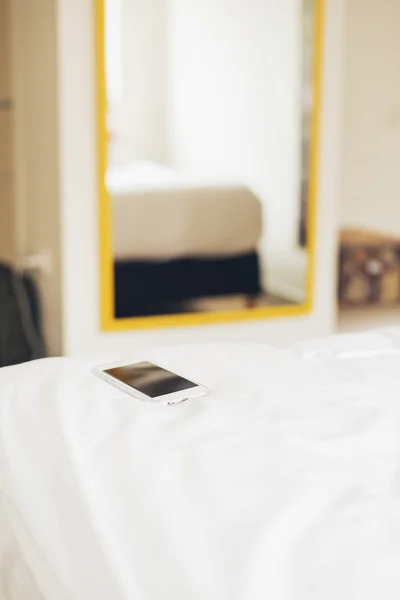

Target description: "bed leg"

left=246, top=295, right=258, bottom=309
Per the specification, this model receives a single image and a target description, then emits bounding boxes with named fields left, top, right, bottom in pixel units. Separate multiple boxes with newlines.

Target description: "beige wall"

left=341, top=0, right=400, bottom=235
left=0, top=0, right=16, bottom=264
left=11, top=0, right=62, bottom=355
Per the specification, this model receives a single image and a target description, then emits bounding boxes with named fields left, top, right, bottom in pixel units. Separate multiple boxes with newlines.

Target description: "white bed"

left=2, top=332, right=400, bottom=599
left=107, top=163, right=263, bottom=261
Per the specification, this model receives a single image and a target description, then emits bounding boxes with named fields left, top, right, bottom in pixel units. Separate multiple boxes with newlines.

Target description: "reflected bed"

left=107, top=163, right=264, bottom=317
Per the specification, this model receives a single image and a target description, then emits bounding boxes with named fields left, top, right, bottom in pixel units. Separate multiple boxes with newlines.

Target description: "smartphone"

left=93, top=360, right=208, bottom=405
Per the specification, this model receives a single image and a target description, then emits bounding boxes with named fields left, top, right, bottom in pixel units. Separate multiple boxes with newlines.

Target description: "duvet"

left=1, top=334, right=400, bottom=599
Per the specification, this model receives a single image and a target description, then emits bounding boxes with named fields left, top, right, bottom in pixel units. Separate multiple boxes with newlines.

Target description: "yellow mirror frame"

left=95, top=0, right=325, bottom=332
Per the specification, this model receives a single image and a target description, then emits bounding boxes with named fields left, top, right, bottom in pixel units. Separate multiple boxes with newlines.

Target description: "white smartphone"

left=93, top=360, right=208, bottom=405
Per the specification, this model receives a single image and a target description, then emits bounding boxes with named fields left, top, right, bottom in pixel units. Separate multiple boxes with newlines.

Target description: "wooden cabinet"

left=339, top=230, right=400, bottom=307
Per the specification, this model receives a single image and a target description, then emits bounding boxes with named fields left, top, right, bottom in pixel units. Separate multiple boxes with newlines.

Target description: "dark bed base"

left=114, top=252, right=262, bottom=318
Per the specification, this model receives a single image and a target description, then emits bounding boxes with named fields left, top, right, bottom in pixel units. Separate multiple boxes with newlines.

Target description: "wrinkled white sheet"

left=1, top=333, right=400, bottom=599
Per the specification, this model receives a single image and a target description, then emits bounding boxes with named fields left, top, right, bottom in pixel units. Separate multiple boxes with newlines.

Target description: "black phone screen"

left=105, top=361, right=197, bottom=398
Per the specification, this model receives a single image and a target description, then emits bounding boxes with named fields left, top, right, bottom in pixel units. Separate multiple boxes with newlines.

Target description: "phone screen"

left=105, top=361, right=197, bottom=398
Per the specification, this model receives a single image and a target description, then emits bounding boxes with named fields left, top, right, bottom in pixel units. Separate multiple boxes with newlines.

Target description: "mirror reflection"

left=102, top=0, right=318, bottom=321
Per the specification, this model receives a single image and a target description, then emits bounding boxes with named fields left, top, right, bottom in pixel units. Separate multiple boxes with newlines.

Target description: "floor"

left=184, top=292, right=295, bottom=313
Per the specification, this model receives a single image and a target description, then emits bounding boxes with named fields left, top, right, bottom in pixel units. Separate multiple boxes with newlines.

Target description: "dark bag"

left=0, top=263, right=46, bottom=367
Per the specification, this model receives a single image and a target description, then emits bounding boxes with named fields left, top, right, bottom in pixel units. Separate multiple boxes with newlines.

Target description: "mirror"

left=96, top=0, right=323, bottom=330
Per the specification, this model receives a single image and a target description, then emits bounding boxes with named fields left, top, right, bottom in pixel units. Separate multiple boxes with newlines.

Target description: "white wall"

left=11, top=0, right=62, bottom=355
left=108, top=0, right=168, bottom=165
left=168, top=0, right=302, bottom=254
left=340, top=0, right=400, bottom=235
left=57, top=0, right=344, bottom=357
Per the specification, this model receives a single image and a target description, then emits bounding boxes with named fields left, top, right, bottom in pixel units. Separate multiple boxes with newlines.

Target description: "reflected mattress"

left=107, top=164, right=263, bottom=261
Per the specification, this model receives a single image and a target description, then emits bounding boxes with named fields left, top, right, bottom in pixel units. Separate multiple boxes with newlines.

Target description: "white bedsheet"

left=107, top=164, right=263, bottom=261
left=2, top=333, right=400, bottom=599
